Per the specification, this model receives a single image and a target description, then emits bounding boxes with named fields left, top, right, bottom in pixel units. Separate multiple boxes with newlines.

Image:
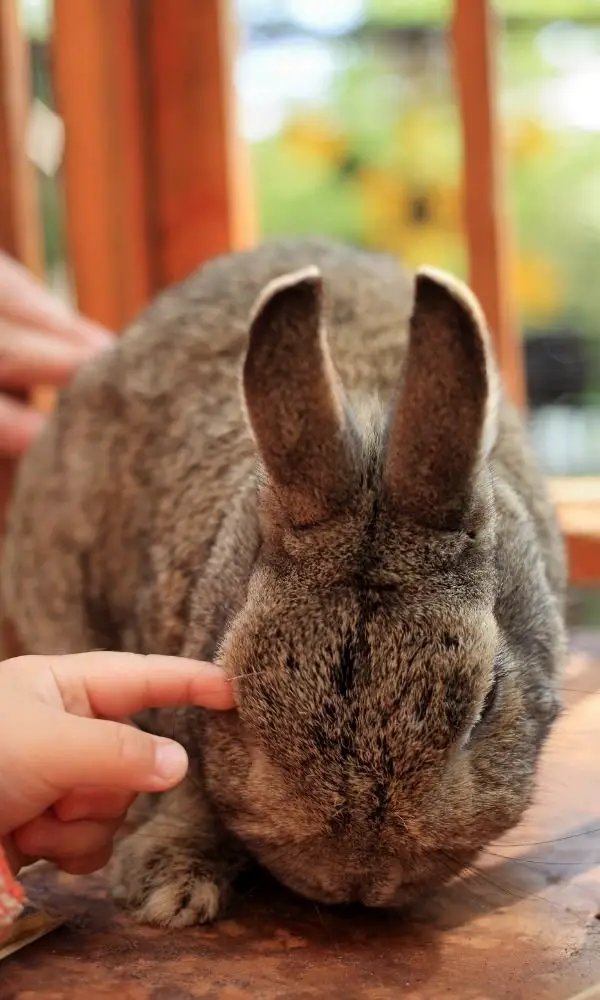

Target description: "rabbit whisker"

left=443, top=851, right=566, bottom=913
left=479, top=847, right=595, bottom=867
left=495, top=826, right=600, bottom=848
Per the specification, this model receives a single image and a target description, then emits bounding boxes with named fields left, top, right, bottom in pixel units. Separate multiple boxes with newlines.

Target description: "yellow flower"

left=283, top=115, right=348, bottom=166
left=506, top=120, right=554, bottom=161
left=359, top=165, right=461, bottom=269
left=391, top=106, right=461, bottom=181
left=511, top=255, right=564, bottom=317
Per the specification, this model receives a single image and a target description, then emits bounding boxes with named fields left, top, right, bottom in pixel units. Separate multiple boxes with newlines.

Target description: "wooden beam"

left=52, top=0, right=254, bottom=329
left=550, top=478, right=600, bottom=586
left=0, top=0, right=43, bottom=275
left=141, top=0, right=255, bottom=288
left=565, top=534, right=600, bottom=588
left=0, top=0, right=46, bottom=656
left=452, top=0, right=526, bottom=409
left=453, top=6, right=600, bottom=586
left=52, top=0, right=152, bottom=332
left=0, top=0, right=44, bottom=539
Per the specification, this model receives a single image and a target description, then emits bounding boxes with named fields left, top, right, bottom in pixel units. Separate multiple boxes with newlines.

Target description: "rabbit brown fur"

left=2, top=239, right=566, bottom=926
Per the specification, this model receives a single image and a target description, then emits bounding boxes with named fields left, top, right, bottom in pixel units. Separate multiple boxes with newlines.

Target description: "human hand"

left=0, top=652, right=234, bottom=875
left=0, top=252, right=113, bottom=456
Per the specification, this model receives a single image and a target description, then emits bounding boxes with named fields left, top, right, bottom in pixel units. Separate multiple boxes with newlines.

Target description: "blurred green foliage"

left=22, top=0, right=600, bottom=349
left=368, top=0, right=600, bottom=25
left=253, top=23, right=600, bottom=346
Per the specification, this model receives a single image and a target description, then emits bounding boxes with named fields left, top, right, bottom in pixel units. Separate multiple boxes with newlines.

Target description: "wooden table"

left=550, top=479, right=600, bottom=587
left=3, top=642, right=600, bottom=1000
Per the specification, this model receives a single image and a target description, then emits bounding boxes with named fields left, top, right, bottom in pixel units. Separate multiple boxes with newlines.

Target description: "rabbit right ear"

left=384, top=268, right=500, bottom=532
left=243, top=268, right=356, bottom=527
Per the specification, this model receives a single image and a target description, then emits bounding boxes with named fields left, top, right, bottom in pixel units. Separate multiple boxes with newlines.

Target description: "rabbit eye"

left=464, top=676, right=501, bottom=748
left=475, top=675, right=500, bottom=729
left=480, top=677, right=500, bottom=722
left=467, top=655, right=508, bottom=744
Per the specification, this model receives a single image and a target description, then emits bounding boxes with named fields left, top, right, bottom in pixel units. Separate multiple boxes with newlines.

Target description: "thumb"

left=37, top=711, right=189, bottom=795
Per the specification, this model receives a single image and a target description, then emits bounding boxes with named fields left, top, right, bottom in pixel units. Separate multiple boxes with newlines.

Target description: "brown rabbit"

left=2, top=239, right=566, bottom=927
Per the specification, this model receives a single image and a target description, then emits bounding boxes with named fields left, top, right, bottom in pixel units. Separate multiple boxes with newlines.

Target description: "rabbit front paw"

left=111, top=830, right=230, bottom=928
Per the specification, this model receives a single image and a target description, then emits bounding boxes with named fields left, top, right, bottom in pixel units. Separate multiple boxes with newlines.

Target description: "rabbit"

left=2, top=238, right=567, bottom=928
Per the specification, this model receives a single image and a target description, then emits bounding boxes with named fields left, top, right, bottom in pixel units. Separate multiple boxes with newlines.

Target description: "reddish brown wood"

left=0, top=0, right=43, bottom=276
left=52, top=0, right=152, bottom=331
left=566, top=534, right=600, bottom=587
left=549, top=478, right=600, bottom=585
left=52, top=0, right=254, bottom=328
left=0, top=0, right=46, bottom=654
left=142, top=0, right=255, bottom=288
left=452, top=0, right=526, bottom=409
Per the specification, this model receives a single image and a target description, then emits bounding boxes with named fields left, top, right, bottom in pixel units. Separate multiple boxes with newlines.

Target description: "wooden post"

left=52, top=0, right=254, bottom=330
left=550, top=478, right=600, bottom=587
left=0, top=0, right=43, bottom=275
left=453, top=2, right=600, bottom=584
left=452, top=0, right=526, bottom=408
left=52, top=0, right=152, bottom=332
left=142, top=0, right=255, bottom=288
left=0, top=0, right=43, bottom=515
left=0, top=0, right=45, bottom=656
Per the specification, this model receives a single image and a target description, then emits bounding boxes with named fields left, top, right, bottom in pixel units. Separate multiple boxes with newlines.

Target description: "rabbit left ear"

left=243, top=268, right=357, bottom=526
left=383, top=267, right=499, bottom=532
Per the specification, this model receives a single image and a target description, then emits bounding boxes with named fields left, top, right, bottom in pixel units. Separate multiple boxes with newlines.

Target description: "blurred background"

left=10, top=0, right=600, bottom=626
left=20, top=0, right=600, bottom=478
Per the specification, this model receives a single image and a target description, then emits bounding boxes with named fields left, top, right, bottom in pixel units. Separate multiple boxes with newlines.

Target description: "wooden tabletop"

left=548, top=478, right=600, bottom=586
left=3, top=644, right=600, bottom=1000
left=550, top=478, right=600, bottom=539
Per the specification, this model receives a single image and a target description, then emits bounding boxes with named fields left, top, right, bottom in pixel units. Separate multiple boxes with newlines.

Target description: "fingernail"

left=189, top=664, right=236, bottom=710
left=176, top=658, right=225, bottom=675
left=198, top=663, right=229, bottom=681
left=153, top=740, right=188, bottom=784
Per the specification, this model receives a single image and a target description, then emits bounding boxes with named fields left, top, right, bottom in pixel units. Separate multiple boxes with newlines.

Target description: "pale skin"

left=0, top=249, right=112, bottom=456
left=0, top=653, right=234, bottom=875
left=0, top=256, right=235, bottom=878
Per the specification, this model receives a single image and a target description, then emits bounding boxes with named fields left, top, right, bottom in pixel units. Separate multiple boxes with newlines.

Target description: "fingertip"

left=61, top=313, right=115, bottom=350
left=217, top=690, right=237, bottom=711
left=173, top=659, right=236, bottom=709
left=81, top=320, right=114, bottom=347
left=188, top=665, right=236, bottom=710
left=209, top=681, right=237, bottom=711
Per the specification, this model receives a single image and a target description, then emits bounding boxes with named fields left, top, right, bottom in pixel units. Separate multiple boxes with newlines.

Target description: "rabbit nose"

left=346, top=880, right=382, bottom=906
left=356, top=878, right=400, bottom=908
left=346, top=881, right=363, bottom=903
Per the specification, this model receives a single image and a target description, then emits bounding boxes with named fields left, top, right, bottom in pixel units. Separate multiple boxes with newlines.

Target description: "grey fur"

left=2, top=239, right=566, bottom=926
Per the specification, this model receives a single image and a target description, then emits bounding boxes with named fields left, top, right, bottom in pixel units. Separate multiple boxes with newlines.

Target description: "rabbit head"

left=198, top=266, right=561, bottom=908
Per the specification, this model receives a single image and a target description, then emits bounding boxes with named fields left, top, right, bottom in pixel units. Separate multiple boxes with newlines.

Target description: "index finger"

left=0, top=252, right=112, bottom=349
left=47, top=652, right=236, bottom=717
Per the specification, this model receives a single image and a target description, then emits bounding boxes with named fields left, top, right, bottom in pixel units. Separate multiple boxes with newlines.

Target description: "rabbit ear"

left=384, top=267, right=499, bottom=531
left=243, top=267, right=356, bottom=526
